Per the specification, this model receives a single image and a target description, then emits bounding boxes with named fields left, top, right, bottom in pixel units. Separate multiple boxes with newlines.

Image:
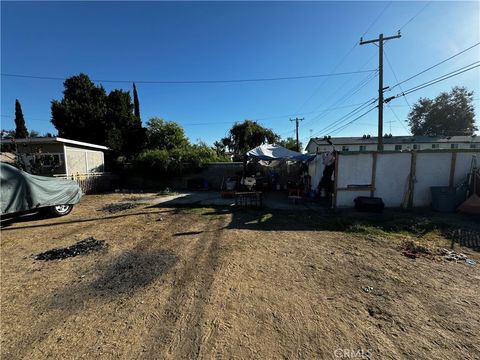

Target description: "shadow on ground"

left=161, top=201, right=480, bottom=251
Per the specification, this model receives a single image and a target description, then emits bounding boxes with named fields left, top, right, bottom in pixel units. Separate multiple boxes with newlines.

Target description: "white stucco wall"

left=337, top=153, right=373, bottom=188
left=454, top=153, right=479, bottom=185
left=332, top=151, right=479, bottom=208
left=374, top=152, right=411, bottom=207
left=412, top=153, right=452, bottom=207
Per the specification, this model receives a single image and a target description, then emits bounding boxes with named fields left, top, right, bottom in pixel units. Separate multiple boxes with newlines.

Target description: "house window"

left=395, top=145, right=402, bottom=151
left=413, top=144, right=420, bottom=150
left=451, top=143, right=458, bottom=149
left=359, top=145, right=366, bottom=151
left=470, top=144, right=477, bottom=149
left=342, top=146, right=349, bottom=151
left=316, top=147, right=319, bottom=152
left=432, top=144, right=438, bottom=149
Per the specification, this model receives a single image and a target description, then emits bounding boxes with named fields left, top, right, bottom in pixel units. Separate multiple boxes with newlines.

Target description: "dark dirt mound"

left=101, top=203, right=138, bottom=213
left=35, top=237, right=107, bottom=261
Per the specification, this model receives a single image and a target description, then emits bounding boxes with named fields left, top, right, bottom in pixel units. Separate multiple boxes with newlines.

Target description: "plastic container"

left=430, top=186, right=456, bottom=212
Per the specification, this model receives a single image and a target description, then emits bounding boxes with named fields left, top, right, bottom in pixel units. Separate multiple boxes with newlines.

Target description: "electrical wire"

left=387, top=42, right=480, bottom=92
left=383, top=48, right=411, bottom=109
left=0, top=69, right=377, bottom=85
left=0, top=101, right=377, bottom=128
left=306, top=98, right=377, bottom=139
left=394, top=61, right=480, bottom=98
left=387, top=104, right=410, bottom=133
left=296, top=69, right=378, bottom=134
left=398, top=2, right=431, bottom=31
left=328, top=106, right=378, bottom=136
left=293, top=2, right=391, bottom=113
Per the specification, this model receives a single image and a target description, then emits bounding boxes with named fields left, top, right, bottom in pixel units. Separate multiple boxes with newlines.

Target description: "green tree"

left=222, top=120, right=279, bottom=157
left=133, top=82, right=140, bottom=121
left=407, top=86, right=476, bottom=136
left=51, top=73, right=108, bottom=145
left=146, top=117, right=189, bottom=150
left=105, top=89, right=145, bottom=156
left=278, top=137, right=302, bottom=152
left=14, top=99, right=28, bottom=138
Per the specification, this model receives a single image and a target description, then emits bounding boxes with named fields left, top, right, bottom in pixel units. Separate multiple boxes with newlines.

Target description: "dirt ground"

left=1, top=193, right=479, bottom=359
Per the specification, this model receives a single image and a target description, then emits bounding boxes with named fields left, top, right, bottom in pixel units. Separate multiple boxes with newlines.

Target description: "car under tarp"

left=0, top=163, right=82, bottom=215
left=245, top=144, right=315, bottom=162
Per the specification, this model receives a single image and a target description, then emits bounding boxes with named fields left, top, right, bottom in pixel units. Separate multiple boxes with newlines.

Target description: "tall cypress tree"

left=133, top=82, right=140, bottom=121
left=14, top=99, right=28, bottom=138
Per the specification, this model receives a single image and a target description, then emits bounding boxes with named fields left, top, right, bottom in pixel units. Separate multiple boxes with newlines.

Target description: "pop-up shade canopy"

left=245, top=144, right=315, bottom=162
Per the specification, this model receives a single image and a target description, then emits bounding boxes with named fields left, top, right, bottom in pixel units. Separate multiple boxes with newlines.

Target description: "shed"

left=1, top=137, right=108, bottom=176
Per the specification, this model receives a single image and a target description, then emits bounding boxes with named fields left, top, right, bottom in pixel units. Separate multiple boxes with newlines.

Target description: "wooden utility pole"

left=290, top=117, right=304, bottom=152
left=360, top=31, right=401, bottom=151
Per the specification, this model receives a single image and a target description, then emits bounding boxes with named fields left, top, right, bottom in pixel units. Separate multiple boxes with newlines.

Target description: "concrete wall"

left=334, top=150, right=479, bottom=208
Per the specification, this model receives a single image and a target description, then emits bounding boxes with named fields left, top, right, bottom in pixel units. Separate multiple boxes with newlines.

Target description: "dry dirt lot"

left=1, top=193, right=479, bottom=359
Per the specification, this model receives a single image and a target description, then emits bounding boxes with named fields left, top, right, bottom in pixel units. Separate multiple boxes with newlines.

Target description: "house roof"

left=307, top=135, right=479, bottom=149
left=1, top=137, right=109, bottom=150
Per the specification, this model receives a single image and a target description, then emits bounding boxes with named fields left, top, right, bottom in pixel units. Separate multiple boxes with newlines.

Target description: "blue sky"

left=1, top=1, right=479, bottom=146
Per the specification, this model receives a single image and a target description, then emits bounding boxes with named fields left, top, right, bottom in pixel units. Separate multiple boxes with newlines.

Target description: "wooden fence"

left=54, top=173, right=114, bottom=194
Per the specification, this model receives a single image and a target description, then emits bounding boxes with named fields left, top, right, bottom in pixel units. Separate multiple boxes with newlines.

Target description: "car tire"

left=49, top=204, right=73, bottom=217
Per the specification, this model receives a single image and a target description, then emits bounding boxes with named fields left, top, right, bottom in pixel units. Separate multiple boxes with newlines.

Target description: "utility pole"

left=290, top=117, right=304, bottom=152
left=360, top=31, right=401, bottom=151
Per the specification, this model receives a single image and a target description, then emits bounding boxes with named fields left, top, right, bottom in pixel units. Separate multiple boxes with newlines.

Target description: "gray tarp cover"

left=245, top=144, right=316, bottom=161
left=0, top=163, right=82, bottom=214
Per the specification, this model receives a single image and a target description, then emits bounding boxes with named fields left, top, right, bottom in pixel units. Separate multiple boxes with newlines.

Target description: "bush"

left=132, top=143, right=229, bottom=178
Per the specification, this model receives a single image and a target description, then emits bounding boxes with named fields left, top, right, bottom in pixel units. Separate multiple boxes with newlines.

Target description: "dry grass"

left=1, top=193, right=479, bottom=359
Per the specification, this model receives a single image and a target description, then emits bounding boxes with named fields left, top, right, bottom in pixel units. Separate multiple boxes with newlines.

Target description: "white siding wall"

left=65, top=146, right=105, bottom=175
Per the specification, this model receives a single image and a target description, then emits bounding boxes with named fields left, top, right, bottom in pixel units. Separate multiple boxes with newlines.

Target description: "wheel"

left=50, top=204, right=73, bottom=217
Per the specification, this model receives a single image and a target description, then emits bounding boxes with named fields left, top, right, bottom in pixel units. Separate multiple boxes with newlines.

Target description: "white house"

left=306, top=135, right=480, bottom=153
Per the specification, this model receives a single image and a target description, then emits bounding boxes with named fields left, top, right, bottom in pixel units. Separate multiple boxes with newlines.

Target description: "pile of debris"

left=35, top=237, right=107, bottom=261
left=440, top=248, right=476, bottom=266
left=401, top=240, right=432, bottom=259
left=101, top=202, right=138, bottom=213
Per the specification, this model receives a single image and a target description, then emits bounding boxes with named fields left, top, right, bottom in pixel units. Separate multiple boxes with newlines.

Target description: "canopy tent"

left=245, top=144, right=315, bottom=162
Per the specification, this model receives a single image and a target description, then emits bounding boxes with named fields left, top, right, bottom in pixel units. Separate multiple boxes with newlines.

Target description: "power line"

left=383, top=48, right=411, bottom=109
left=387, top=104, right=410, bottom=134
left=297, top=66, right=378, bottom=133
left=293, top=1, right=391, bottom=113
left=398, top=2, right=431, bottom=31
left=0, top=102, right=372, bottom=129
left=329, top=106, right=378, bottom=136
left=0, top=69, right=377, bottom=85
left=306, top=98, right=377, bottom=139
left=387, top=42, right=480, bottom=92
left=321, top=99, right=378, bottom=136
left=362, top=2, right=392, bottom=37
left=391, top=61, right=480, bottom=98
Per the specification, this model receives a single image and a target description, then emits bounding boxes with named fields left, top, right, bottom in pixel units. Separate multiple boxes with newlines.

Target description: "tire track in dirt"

left=142, top=212, right=229, bottom=359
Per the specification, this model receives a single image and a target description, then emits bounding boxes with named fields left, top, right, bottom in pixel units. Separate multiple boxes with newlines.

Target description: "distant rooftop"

left=308, top=135, right=479, bottom=147
left=1, top=137, right=109, bottom=150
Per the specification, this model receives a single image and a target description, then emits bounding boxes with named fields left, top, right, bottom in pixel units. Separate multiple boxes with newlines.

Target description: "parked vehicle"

left=0, top=162, right=82, bottom=218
